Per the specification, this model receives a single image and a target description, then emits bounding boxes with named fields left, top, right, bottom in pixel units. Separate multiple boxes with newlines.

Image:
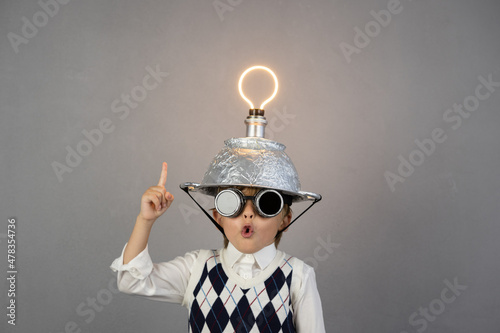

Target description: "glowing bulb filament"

left=238, top=66, right=279, bottom=110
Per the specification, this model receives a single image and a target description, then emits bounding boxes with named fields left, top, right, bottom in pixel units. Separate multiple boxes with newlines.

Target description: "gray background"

left=1, top=0, right=499, bottom=332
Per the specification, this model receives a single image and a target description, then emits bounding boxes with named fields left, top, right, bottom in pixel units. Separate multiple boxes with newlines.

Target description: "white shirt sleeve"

left=292, top=264, right=326, bottom=333
left=110, top=243, right=199, bottom=304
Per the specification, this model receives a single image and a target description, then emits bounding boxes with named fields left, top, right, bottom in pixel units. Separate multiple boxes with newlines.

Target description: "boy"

left=111, top=159, right=326, bottom=332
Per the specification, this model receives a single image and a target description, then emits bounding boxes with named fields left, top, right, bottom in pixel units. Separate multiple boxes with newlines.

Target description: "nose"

left=241, top=200, right=255, bottom=219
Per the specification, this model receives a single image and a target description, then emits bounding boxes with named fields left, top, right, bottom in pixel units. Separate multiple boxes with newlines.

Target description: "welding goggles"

left=215, top=188, right=293, bottom=218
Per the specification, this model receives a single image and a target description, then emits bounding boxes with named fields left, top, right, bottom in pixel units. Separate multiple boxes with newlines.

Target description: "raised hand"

left=139, top=162, right=174, bottom=223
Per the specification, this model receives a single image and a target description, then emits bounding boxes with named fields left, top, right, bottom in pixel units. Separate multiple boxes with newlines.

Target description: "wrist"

left=136, top=214, right=156, bottom=228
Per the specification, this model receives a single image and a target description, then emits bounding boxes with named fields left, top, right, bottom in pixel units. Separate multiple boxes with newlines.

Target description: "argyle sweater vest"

left=184, top=249, right=299, bottom=333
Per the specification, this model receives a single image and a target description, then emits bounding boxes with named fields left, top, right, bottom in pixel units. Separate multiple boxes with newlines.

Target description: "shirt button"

left=243, top=273, right=250, bottom=279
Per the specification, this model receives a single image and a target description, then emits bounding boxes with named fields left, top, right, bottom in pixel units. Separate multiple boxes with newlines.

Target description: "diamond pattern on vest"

left=189, top=251, right=295, bottom=333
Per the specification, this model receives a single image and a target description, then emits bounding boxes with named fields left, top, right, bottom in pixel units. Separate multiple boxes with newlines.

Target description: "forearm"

left=123, top=215, right=155, bottom=264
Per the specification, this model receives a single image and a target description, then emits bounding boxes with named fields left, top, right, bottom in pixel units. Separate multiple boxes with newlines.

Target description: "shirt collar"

left=225, top=242, right=277, bottom=270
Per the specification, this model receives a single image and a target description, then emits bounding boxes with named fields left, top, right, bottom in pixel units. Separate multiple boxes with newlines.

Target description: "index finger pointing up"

left=157, top=162, right=168, bottom=187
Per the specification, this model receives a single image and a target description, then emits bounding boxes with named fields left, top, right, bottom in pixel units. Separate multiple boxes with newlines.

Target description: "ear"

left=279, top=210, right=292, bottom=232
left=212, top=209, right=223, bottom=227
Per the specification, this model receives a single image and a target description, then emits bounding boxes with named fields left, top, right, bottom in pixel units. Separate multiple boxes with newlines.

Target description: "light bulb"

left=238, top=65, right=279, bottom=110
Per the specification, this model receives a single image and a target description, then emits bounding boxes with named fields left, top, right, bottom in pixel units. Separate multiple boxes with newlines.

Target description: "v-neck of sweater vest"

left=219, top=248, right=289, bottom=290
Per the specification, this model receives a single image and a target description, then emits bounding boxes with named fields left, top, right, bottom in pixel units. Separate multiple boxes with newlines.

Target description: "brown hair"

left=215, top=186, right=292, bottom=249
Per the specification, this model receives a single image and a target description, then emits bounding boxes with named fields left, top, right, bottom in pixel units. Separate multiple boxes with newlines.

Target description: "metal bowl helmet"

left=180, top=137, right=320, bottom=202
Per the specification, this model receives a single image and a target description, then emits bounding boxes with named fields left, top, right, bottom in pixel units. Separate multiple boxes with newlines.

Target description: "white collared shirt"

left=110, top=242, right=326, bottom=332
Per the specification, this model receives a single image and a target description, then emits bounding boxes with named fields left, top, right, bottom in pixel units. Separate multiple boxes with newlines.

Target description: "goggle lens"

left=256, top=190, right=282, bottom=216
left=215, top=190, right=242, bottom=217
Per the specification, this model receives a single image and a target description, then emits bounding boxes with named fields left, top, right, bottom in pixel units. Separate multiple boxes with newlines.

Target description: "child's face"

left=213, top=188, right=292, bottom=254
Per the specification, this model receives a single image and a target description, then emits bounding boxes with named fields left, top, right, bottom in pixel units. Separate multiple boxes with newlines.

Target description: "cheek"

left=260, top=218, right=283, bottom=232
left=222, top=220, right=239, bottom=234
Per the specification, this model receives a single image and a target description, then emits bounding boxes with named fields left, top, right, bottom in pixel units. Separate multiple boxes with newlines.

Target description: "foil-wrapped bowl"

left=180, top=137, right=321, bottom=202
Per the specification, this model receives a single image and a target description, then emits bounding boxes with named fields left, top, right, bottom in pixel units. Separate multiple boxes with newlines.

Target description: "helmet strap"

left=275, top=198, right=321, bottom=239
left=181, top=187, right=226, bottom=236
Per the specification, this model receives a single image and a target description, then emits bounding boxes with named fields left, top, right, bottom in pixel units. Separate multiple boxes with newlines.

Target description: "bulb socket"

left=245, top=109, right=267, bottom=138
left=249, top=108, right=265, bottom=116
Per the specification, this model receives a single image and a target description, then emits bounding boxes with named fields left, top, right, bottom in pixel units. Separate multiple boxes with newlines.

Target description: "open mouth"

left=241, top=225, right=254, bottom=238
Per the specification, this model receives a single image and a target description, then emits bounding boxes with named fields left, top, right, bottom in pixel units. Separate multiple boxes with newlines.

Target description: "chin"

left=236, top=242, right=259, bottom=254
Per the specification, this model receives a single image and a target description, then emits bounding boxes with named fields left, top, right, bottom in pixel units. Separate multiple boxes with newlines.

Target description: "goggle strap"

left=181, top=187, right=226, bottom=236
left=275, top=198, right=320, bottom=238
